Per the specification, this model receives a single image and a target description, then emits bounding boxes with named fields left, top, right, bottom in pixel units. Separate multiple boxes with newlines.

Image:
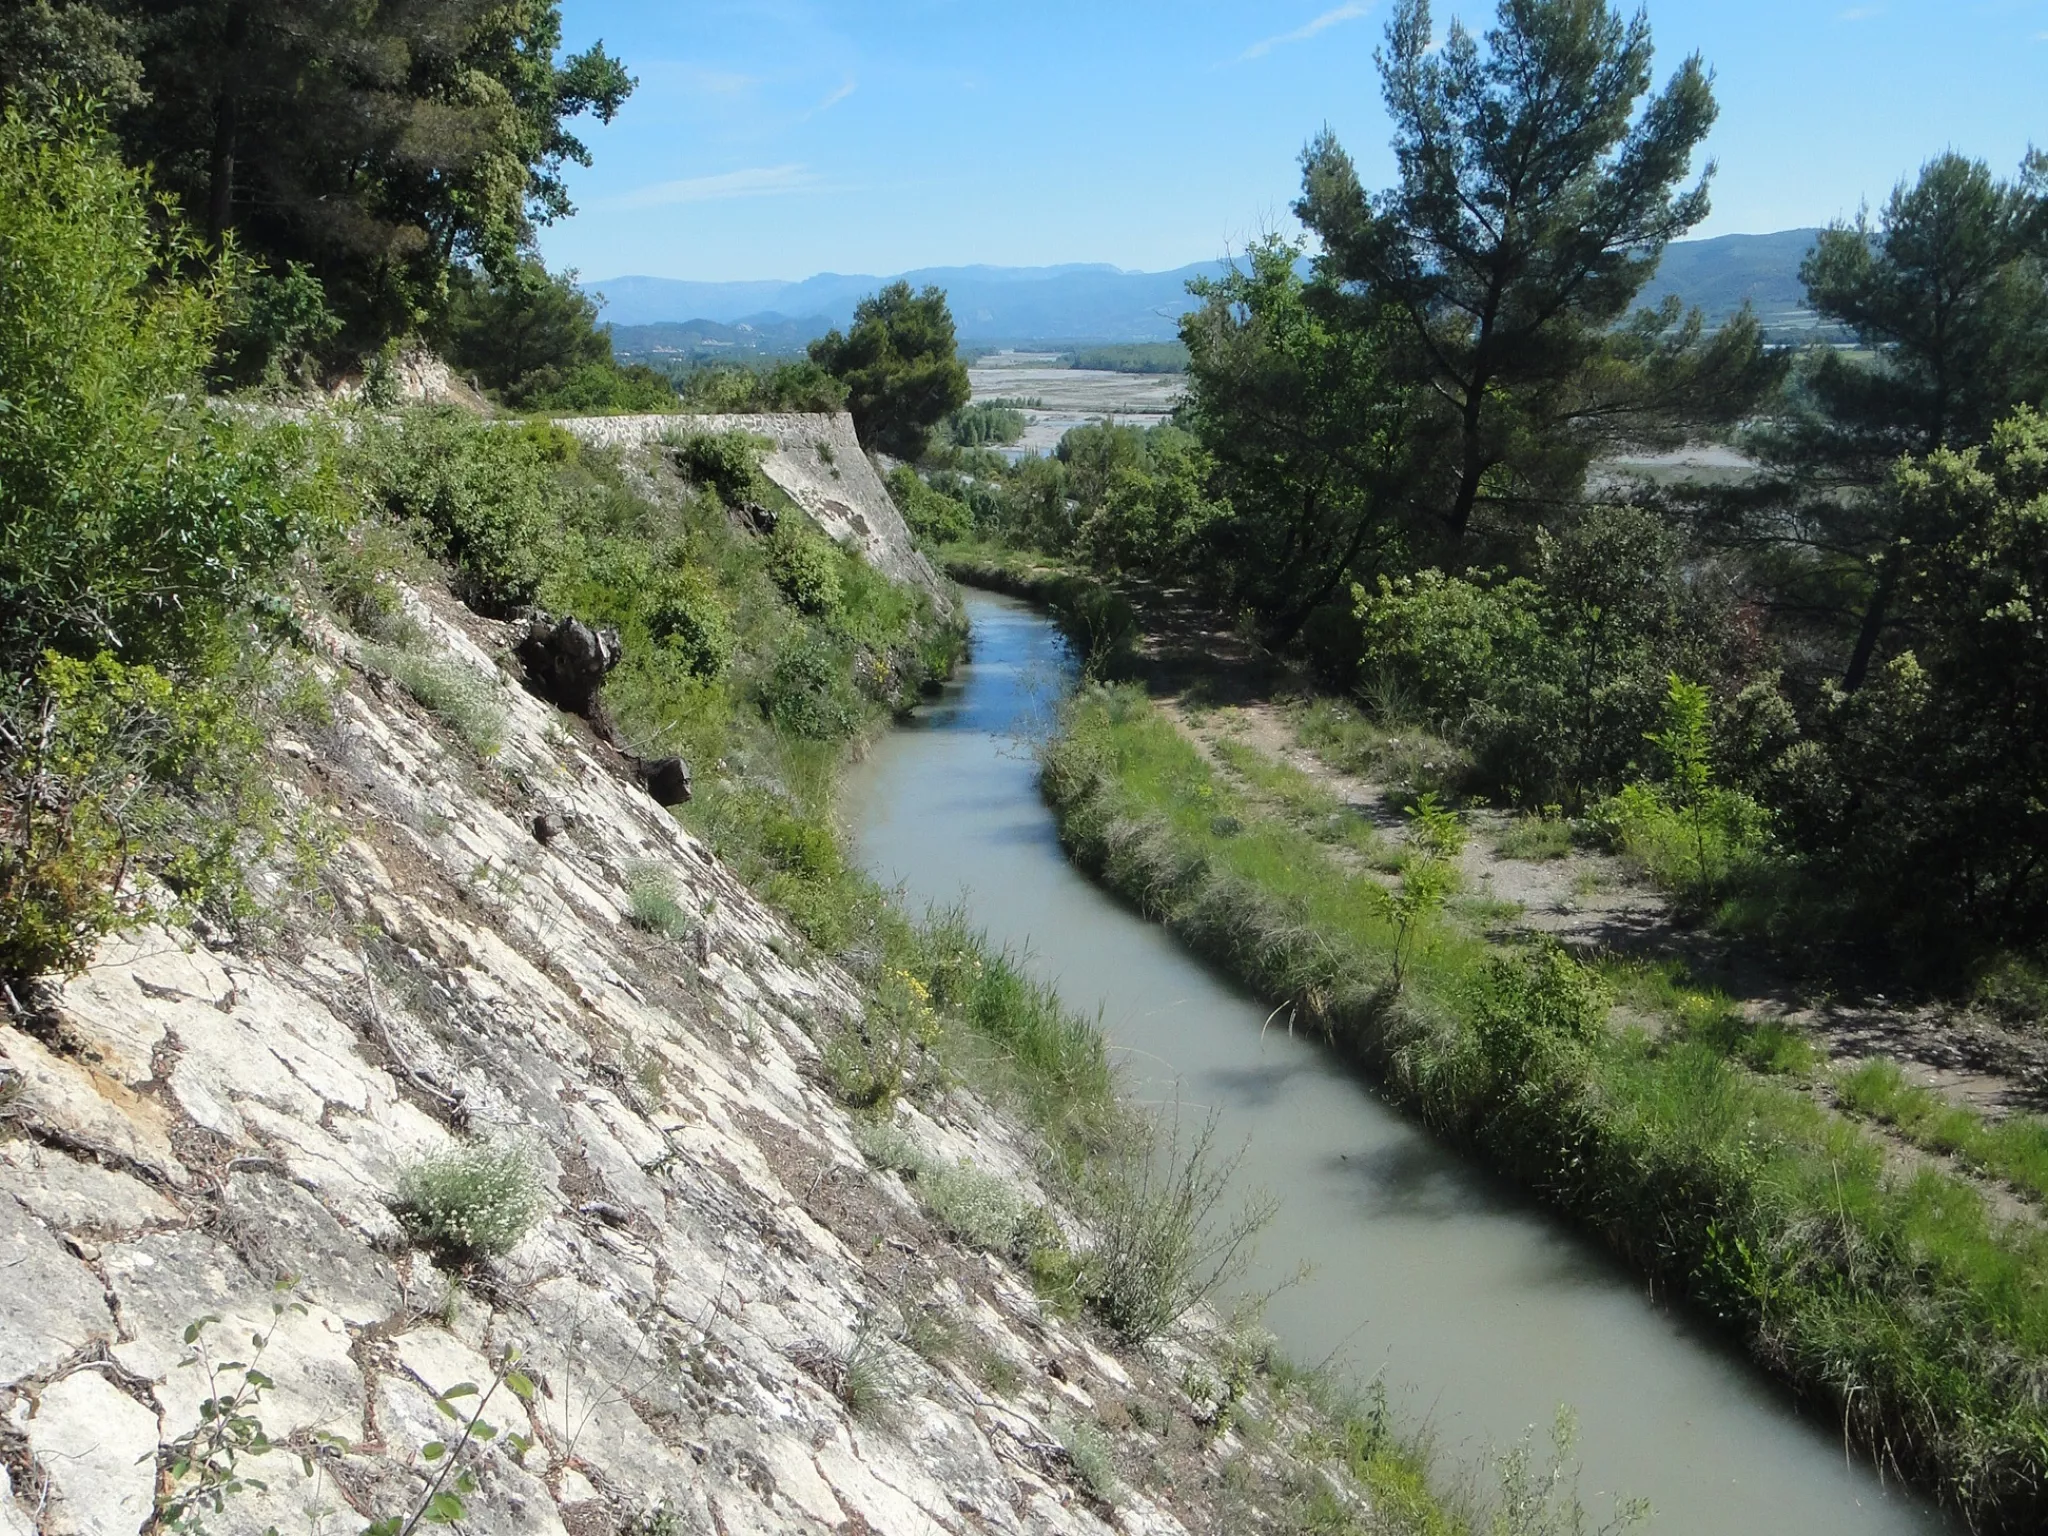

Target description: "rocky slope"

left=0, top=570, right=1376, bottom=1536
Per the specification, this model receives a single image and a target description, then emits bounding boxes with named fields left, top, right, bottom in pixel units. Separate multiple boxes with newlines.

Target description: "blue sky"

left=536, top=1, right=2048, bottom=283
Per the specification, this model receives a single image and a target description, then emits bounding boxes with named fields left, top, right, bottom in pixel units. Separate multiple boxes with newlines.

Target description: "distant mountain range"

left=595, top=230, right=1829, bottom=356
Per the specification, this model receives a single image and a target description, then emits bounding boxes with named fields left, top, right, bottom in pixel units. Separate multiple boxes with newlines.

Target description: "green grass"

left=1494, top=815, right=1574, bottom=862
left=624, top=864, right=693, bottom=938
left=1041, top=684, right=2048, bottom=1532
left=1837, top=1058, right=2048, bottom=1204
left=362, top=643, right=506, bottom=758
left=1288, top=698, right=1473, bottom=800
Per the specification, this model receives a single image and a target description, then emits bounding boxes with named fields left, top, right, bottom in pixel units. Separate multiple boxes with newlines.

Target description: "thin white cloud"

left=615, top=165, right=820, bottom=210
left=811, top=79, right=857, bottom=114
left=1836, top=5, right=1883, bottom=19
left=1241, top=2, right=1375, bottom=61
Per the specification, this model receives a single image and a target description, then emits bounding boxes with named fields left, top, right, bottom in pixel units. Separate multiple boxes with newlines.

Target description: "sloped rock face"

left=0, top=593, right=1184, bottom=1536
left=552, top=413, right=947, bottom=605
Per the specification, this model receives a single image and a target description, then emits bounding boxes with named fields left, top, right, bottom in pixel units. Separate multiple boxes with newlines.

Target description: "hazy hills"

left=597, top=230, right=1827, bottom=358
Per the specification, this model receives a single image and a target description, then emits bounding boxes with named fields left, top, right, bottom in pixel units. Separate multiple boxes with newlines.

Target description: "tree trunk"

left=1446, top=389, right=1488, bottom=543
left=1842, top=544, right=1902, bottom=693
left=205, top=5, right=248, bottom=250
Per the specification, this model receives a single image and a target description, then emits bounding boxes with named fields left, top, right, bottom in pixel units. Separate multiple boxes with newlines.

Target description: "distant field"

left=968, top=351, right=1183, bottom=454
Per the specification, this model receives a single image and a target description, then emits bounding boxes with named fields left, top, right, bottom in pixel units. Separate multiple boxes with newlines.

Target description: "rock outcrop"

left=0, top=588, right=1258, bottom=1536
left=552, top=413, right=946, bottom=605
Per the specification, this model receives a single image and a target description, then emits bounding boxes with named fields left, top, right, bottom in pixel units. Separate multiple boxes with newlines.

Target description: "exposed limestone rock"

left=23, top=1370, right=158, bottom=1536
left=0, top=586, right=1315, bottom=1535
left=0, top=593, right=1212, bottom=1536
left=0, top=1198, right=112, bottom=1384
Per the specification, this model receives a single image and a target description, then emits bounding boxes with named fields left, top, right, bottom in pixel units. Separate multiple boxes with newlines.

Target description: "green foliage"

left=646, top=568, right=735, bottom=680
left=394, top=1143, right=544, bottom=1262
left=945, top=401, right=1027, bottom=447
left=624, top=864, right=693, bottom=939
left=1783, top=409, right=2048, bottom=954
left=373, top=413, right=567, bottom=614
left=1078, top=1111, right=1275, bottom=1344
left=887, top=465, right=974, bottom=544
left=361, top=645, right=507, bottom=759
left=1042, top=685, right=2048, bottom=1526
left=1, top=655, right=277, bottom=990
left=220, top=261, right=343, bottom=390
left=675, top=359, right=849, bottom=414
left=766, top=527, right=845, bottom=618
left=1054, top=1416, right=1120, bottom=1505
left=0, top=107, right=312, bottom=676
left=1296, top=0, right=1771, bottom=548
left=156, top=1296, right=305, bottom=1531
left=1181, top=235, right=1406, bottom=636
left=1351, top=509, right=1714, bottom=806
left=442, top=258, right=675, bottom=413
left=810, top=282, right=972, bottom=459
left=1836, top=1059, right=2048, bottom=1204
left=1740, top=153, right=2048, bottom=691
left=669, top=430, right=772, bottom=506
left=106, top=0, right=633, bottom=347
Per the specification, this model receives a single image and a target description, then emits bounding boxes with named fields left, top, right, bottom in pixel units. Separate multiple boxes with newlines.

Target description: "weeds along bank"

left=1038, top=682, right=2048, bottom=1529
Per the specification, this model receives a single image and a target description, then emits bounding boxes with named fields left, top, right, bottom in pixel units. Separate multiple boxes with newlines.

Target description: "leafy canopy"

left=810, top=282, right=971, bottom=460
left=1296, top=0, right=1771, bottom=550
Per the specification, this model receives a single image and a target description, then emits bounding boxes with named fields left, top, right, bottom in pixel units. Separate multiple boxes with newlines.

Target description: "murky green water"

left=846, top=589, right=1945, bottom=1535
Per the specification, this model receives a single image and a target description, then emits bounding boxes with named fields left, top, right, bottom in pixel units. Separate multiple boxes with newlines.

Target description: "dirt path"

left=1147, top=685, right=2048, bottom=1227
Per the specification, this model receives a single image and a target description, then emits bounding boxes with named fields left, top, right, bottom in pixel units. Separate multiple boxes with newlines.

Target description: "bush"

left=0, top=106, right=313, bottom=677
left=376, top=413, right=566, bottom=614
left=361, top=644, right=506, bottom=759
left=624, top=865, right=693, bottom=938
left=759, top=635, right=862, bottom=741
left=885, top=465, right=973, bottom=545
left=670, top=430, right=773, bottom=507
left=394, top=1142, right=544, bottom=1261
left=945, top=402, right=1027, bottom=447
left=766, top=528, right=844, bottom=618
left=646, top=568, right=735, bottom=679
left=0, top=655, right=276, bottom=991
left=1078, top=1111, right=1273, bottom=1343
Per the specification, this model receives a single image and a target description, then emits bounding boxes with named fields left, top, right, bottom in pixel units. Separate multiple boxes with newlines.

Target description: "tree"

left=809, top=283, right=971, bottom=460
left=1793, top=409, right=2048, bottom=954
left=1296, top=0, right=1771, bottom=552
left=114, top=0, right=633, bottom=344
left=1734, top=154, right=2048, bottom=690
left=444, top=259, right=613, bottom=398
left=1179, top=236, right=1414, bottom=640
left=0, top=0, right=143, bottom=115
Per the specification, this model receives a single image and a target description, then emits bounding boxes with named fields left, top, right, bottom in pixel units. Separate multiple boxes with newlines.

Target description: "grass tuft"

left=362, top=643, right=506, bottom=758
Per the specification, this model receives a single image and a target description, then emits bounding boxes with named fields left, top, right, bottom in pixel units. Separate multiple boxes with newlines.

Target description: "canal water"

left=846, top=589, right=1943, bottom=1535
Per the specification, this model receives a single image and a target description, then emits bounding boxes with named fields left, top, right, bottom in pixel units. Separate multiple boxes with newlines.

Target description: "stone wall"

left=553, top=413, right=946, bottom=605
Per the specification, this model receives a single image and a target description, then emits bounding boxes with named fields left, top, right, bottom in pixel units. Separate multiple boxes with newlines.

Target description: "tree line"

left=913, top=0, right=2048, bottom=988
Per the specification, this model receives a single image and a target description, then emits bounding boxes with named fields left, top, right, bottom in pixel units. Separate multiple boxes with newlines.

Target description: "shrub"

left=376, top=413, right=566, bottom=614
left=646, top=568, right=735, bottom=679
left=669, top=430, right=773, bottom=506
left=1054, top=1417, right=1119, bottom=1505
left=1078, top=1111, right=1274, bottom=1343
left=0, top=655, right=277, bottom=992
left=624, top=865, right=692, bottom=938
left=361, top=644, right=506, bottom=758
left=395, top=1142, right=544, bottom=1261
left=945, top=402, right=1027, bottom=447
left=886, top=465, right=974, bottom=545
left=0, top=107, right=312, bottom=678
left=759, top=635, right=862, bottom=741
left=767, top=527, right=844, bottom=617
